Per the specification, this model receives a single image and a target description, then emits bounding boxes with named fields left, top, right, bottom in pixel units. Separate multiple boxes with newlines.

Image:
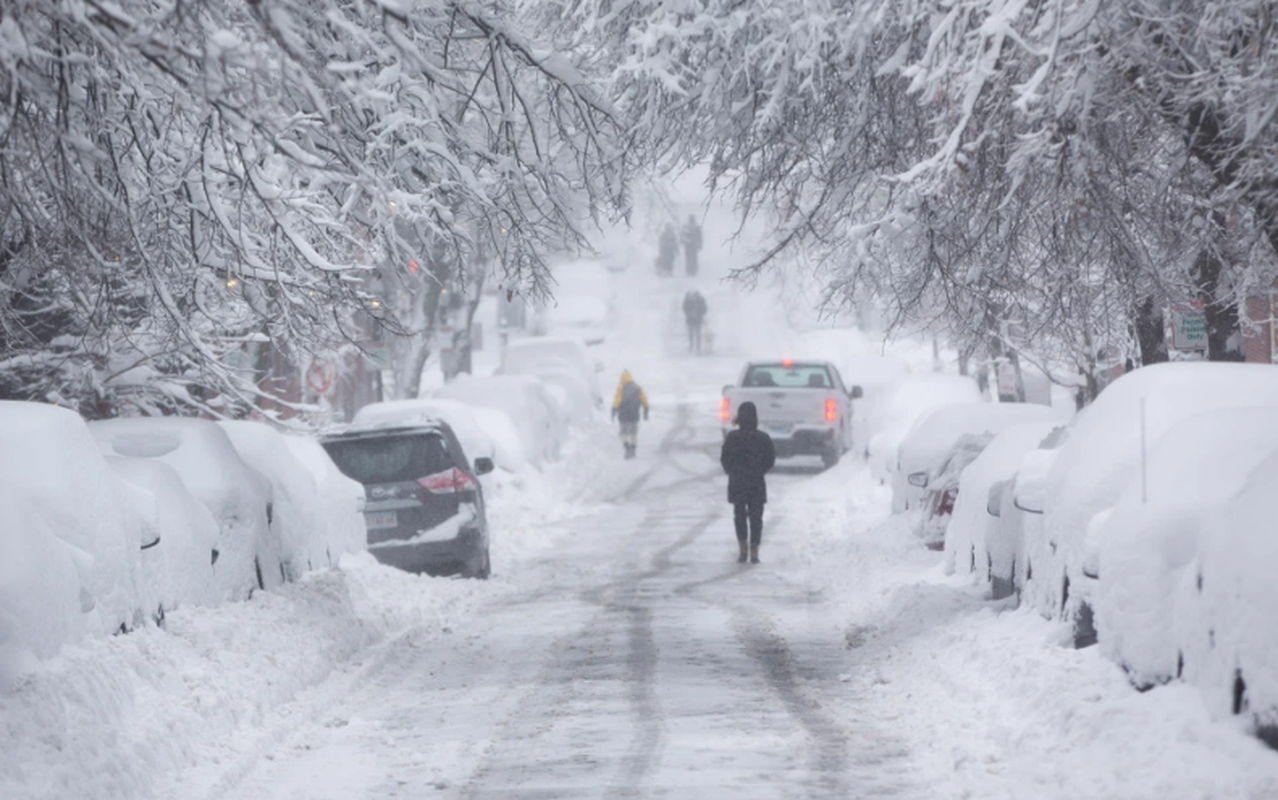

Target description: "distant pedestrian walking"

left=682, top=290, right=708, bottom=354
left=656, top=224, right=679, bottom=276
left=611, top=370, right=650, bottom=459
left=720, top=401, right=776, bottom=564
left=681, top=215, right=703, bottom=276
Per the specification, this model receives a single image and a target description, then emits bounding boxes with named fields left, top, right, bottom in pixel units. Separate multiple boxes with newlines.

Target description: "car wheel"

left=821, top=447, right=840, bottom=469
left=466, top=547, right=491, bottom=580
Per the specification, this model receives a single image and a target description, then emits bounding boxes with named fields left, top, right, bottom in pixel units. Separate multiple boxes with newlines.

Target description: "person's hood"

left=736, top=401, right=758, bottom=431
left=620, top=370, right=633, bottom=384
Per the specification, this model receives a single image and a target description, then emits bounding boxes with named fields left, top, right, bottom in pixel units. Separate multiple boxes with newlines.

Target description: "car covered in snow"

left=88, top=417, right=284, bottom=601
left=501, top=336, right=603, bottom=409
left=321, top=420, right=495, bottom=579
left=942, top=421, right=1063, bottom=598
left=433, top=373, right=565, bottom=466
left=721, top=360, right=863, bottom=468
left=1092, top=408, right=1278, bottom=741
left=865, top=373, right=983, bottom=484
left=0, top=401, right=152, bottom=667
left=893, top=401, right=1060, bottom=516
left=218, top=421, right=367, bottom=581
left=1019, top=362, right=1278, bottom=649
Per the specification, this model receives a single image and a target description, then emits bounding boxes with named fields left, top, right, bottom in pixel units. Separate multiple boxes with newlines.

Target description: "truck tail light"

left=417, top=468, right=478, bottom=494
left=720, top=397, right=731, bottom=423
left=825, top=398, right=837, bottom=422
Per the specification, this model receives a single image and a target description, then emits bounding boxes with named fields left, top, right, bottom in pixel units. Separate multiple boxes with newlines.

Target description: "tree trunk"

left=1133, top=296, right=1169, bottom=366
left=1194, top=251, right=1244, bottom=362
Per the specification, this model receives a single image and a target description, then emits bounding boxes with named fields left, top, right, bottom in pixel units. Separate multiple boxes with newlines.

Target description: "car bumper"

left=368, top=526, right=486, bottom=576
left=768, top=427, right=836, bottom=458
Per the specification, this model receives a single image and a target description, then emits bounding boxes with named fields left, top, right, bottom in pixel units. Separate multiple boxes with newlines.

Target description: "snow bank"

left=1033, top=362, right=1278, bottom=638
left=0, top=402, right=148, bottom=639
left=0, top=555, right=479, bottom=800
left=89, top=418, right=281, bottom=602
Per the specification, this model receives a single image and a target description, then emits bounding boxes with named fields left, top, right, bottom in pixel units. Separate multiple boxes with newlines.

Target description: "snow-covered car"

left=279, top=435, right=368, bottom=562
left=893, top=401, right=1059, bottom=515
left=351, top=397, right=528, bottom=474
left=89, top=417, right=283, bottom=601
left=916, top=432, right=996, bottom=551
left=865, top=374, right=983, bottom=484
left=0, top=487, right=93, bottom=690
left=721, top=360, right=863, bottom=468
left=433, top=374, right=564, bottom=466
left=218, top=421, right=366, bottom=580
left=501, top=355, right=595, bottom=421
left=1094, top=409, right=1278, bottom=720
left=1020, top=362, right=1278, bottom=649
left=321, top=421, right=495, bottom=578
left=0, top=402, right=150, bottom=641
left=502, top=336, right=603, bottom=408
left=103, top=455, right=221, bottom=612
left=943, top=421, right=1063, bottom=598
left=542, top=294, right=610, bottom=346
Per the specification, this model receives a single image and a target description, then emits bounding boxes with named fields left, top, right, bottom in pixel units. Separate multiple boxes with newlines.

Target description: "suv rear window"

left=323, top=433, right=452, bottom=484
left=743, top=364, right=833, bottom=389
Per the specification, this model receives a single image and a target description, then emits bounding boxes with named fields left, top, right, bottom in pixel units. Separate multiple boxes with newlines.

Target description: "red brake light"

left=416, top=468, right=479, bottom=494
left=720, top=397, right=731, bottom=423
left=824, top=398, right=837, bottom=422
left=782, top=358, right=794, bottom=367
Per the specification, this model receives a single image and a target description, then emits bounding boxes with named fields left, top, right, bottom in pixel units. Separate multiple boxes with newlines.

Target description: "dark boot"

left=737, top=542, right=748, bottom=563
left=749, top=546, right=760, bottom=564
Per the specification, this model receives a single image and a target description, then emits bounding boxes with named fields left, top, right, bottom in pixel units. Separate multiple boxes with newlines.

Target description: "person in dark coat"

left=681, top=290, right=708, bottom=354
left=720, top=401, right=776, bottom=563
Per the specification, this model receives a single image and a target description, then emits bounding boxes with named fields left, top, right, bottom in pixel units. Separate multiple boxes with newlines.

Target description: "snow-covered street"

left=8, top=252, right=1275, bottom=800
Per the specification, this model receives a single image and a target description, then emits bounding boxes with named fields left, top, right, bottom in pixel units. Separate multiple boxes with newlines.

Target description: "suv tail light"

left=720, top=397, right=731, bottom=423
left=824, top=398, right=837, bottom=422
left=416, top=468, right=479, bottom=494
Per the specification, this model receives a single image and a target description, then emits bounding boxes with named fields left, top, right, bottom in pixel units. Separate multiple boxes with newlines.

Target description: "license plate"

left=365, top=510, right=398, bottom=530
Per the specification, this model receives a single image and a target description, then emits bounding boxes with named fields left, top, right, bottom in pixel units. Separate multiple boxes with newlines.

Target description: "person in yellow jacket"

left=611, top=370, right=650, bottom=459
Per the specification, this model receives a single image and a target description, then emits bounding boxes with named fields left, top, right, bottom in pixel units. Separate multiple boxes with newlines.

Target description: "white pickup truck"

left=721, top=360, right=863, bottom=467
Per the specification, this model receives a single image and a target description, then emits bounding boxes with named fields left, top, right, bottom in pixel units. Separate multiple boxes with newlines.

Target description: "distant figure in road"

left=611, top=370, right=650, bottom=459
left=681, top=290, right=708, bottom=354
left=720, top=401, right=776, bottom=564
left=656, top=224, right=679, bottom=276
left=681, top=215, right=703, bottom=276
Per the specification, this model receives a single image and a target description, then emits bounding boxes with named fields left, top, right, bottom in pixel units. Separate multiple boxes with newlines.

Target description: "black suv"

left=321, top=421, right=494, bottom=579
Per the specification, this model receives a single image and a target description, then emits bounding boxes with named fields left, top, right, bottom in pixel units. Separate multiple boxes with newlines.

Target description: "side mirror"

left=986, top=480, right=1007, bottom=517
left=1012, top=494, right=1044, bottom=515
left=907, top=472, right=929, bottom=488
left=473, top=456, right=495, bottom=476
left=850, top=385, right=864, bottom=399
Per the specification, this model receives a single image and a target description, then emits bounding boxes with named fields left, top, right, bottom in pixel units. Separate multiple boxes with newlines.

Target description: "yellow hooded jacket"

left=612, top=370, right=649, bottom=422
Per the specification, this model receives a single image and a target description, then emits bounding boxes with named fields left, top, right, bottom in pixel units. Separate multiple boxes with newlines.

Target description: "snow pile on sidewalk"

left=0, top=554, right=478, bottom=800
